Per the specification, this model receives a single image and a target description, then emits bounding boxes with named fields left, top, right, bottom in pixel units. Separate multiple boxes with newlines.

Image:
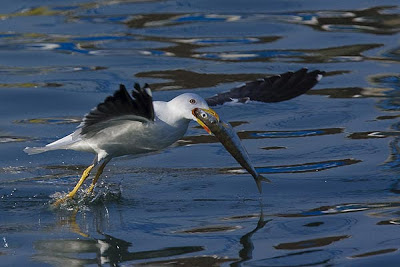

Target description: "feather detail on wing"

left=205, top=68, right=325, bottom=106
left=80, top=83, right=154, bottom=135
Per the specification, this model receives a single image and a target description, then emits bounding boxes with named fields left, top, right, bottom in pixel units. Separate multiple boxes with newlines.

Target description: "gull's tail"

left=255, top=174, right=271, bottom=193
left=24, top=146, right=50, bottom=155
left=24, top=132, right=79, bottom=155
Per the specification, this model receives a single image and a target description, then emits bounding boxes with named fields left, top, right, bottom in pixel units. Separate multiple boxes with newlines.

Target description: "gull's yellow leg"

left=53, top=164, right=95, bottom=206
left=86, top=161, right=107, bottom=195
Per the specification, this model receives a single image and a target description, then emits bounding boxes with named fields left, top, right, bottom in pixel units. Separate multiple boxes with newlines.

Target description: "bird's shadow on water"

left=33, top=200, right=270, bottom=266
left=34, top=206, right=205, bottom=266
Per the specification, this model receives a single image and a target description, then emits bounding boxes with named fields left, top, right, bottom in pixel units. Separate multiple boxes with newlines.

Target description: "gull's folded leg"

left=86, top=159, right=110, bottom=195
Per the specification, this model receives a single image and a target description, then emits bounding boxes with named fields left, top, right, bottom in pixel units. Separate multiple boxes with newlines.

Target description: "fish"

left=192, top=108, right=271, bottom=193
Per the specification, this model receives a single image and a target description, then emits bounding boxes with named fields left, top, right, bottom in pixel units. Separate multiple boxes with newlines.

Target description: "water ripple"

left=242, top=128, right=343, bottom=139
left=350, top=248, right=398, bottom=258
left=274, top=235, right=349, bottom=250
left=14, top=117, right=81, bottom=125
left=0, top=65, right=106, bottom=76
left=33, top=237, right=205, bottom=266
left=368, top=74, right=400, bottom=111
left=136, top=69, right=267, bottom=91
left=278, top=6, right=400, bottom=35
left=126, top=13, right=242, bottom=28
left=0, top=135, right=31, bottom=143
left=154, top=43, right=383, bottom=63
left=280, top=202, right=400, bottom=217
left=181, top=128, right=343, bottom=145
left=176, top=225, right=242, bottom=234
left=276, top=216, right=356, bottom=236
left=224, top=159, right=360, bottom=174
left=251, top=250, right=336, bottom=266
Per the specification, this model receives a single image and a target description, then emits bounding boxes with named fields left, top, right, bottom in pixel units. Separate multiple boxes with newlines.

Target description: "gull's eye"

left=201, top=112, right=207, bottom=118
left=189, top=99, right=196, bottom=104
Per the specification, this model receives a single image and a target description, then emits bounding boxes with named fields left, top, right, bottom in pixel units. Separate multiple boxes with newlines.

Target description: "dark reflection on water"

left=279, top=6, right=400, bottom=35
left=386, top=137, right=400, bottom=169
left=251, top=250, right=334, bottom=267
left=33, top=236, right=204, bottom=266
left=191, top=43, right=383, bottom=63
left=231, top=212, right=270, bottom=267
left=370, top=74, right=400, bottom=111
left=139, top=69, right=344, bottom=92
left=0, top=65, right=106, bottom=76
left=126, top=13, right=244, bottom=28
left=0, top=135, right=31, bottom=143
left=136, top=69, right=272, bottom=91
left=376, top=114, right=400, bottom=120
left=306, top=73, right=399, bottom=99
left=177, top=225, right=241, bottom=234
left=303, top=221, right=324, bottom=227
left=125, top=6, right=400, bottom=35
left=366, top=72, right=400, bottom=170
left=280, top=202, right=400, bottom=217
left=350, top=248, right=398, bottom=258
left=348, top=131, right=400, bottom=139
left=308, top=87, right=365, bottom=98
left=377, top=220, right=400, bottom=226
left=136, top=255, right=235, bottom=266
left=0, top=82, right=63, bottom=88
left=274, top=235, right=349, bottom=250
left=15, top=117, right=81, bottom=125
left=383, top=45, right=400, bottom=61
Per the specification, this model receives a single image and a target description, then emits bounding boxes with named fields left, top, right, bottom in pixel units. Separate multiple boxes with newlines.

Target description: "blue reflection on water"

left=0, top=33, right=18, bottom=38
left=251, top=130, right=324, bottom=138
left=195, top=50, right=305, bottom=61
left=180, top=37, right=259, bottom=45
left=174, top=14, right=241, bottom=23
left=256, top=159, right=355, bottom=174
left=374, top=75, right=400, bottom=111
left=29, top=42, right=89, bottom=54
left=73, top=35, right=132, bottom=42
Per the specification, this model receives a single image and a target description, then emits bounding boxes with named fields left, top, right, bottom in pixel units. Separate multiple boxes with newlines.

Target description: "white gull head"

left=168, top=93, right=211, bottom=121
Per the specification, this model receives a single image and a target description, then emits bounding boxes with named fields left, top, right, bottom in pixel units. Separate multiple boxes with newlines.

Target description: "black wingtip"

left=206, top=68, right=325, bottom=106
left=133, top=83, right=141, bottom=91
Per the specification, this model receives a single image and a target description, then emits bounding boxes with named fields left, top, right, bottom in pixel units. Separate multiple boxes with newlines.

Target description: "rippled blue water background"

left=1, top=0, right=400, bottom=266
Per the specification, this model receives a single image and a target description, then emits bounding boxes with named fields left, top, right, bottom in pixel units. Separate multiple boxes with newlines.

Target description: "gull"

left=24, top=68, right=324, bottom=204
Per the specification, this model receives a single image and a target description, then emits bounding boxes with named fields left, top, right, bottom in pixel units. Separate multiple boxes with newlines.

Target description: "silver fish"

left=192, top=108, right=270, bottom=193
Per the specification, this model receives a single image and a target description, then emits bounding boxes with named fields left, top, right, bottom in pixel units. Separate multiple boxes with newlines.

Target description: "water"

left=1, top=0, right=400, bottom=266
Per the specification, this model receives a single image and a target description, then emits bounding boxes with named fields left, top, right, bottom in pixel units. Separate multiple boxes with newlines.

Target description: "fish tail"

left=255, top=174, right=271, bottom=193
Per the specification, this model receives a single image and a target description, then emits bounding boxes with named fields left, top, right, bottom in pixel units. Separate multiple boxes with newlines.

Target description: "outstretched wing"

left=205, top=68, right=325, bottom=106
left=81, top=83, right=154, bottom=135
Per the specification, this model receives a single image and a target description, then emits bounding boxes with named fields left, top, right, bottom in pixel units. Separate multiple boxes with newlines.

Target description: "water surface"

left=1, top=0, right=400, bottom=266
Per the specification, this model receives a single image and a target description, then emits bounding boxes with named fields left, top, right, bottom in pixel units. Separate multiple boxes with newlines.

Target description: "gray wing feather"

left=81, top=83, right=154, bottom=135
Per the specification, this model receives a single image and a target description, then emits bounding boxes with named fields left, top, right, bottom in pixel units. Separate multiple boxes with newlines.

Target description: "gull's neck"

left=153, top=101, right=190, bottom=127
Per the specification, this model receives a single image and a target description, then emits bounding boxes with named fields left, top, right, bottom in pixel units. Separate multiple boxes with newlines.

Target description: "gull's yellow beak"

left=192, top=108, right=219, bottom=135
